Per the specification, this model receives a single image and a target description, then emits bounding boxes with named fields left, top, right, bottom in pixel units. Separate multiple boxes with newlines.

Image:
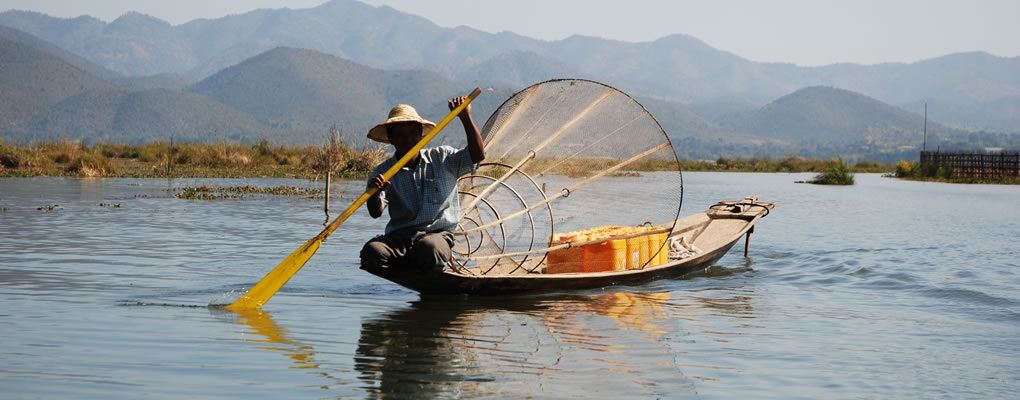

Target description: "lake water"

left=1, top=173, right=1017, bottom=399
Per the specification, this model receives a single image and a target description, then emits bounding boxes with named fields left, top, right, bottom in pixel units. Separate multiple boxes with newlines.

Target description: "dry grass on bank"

left=0, top=136, right=387, bottom=178
left=2, top=137, right=900, bottom=179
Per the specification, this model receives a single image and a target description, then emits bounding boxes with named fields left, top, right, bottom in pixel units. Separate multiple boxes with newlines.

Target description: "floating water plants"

left=174, top=185, right=323, bottom=200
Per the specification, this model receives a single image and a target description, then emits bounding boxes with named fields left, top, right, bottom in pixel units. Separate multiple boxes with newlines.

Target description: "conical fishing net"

left=452, top=79, right=683, bottom=275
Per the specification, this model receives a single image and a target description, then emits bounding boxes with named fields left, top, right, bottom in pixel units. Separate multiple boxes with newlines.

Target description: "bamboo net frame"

left=450, top=79, right=683, bottom=275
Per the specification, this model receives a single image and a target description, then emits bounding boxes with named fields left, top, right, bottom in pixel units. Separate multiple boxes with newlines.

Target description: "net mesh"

left=452, top=79, right=683, bottom=275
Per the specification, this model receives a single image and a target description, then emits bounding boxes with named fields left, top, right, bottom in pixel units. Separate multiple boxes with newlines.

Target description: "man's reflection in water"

left=354, top=297, right=535, bottom=398
left=351, top=290, right=751, bottom=398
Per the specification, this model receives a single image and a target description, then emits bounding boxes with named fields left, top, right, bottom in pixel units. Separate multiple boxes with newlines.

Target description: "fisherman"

left=360, top=96, right=485, bottom=273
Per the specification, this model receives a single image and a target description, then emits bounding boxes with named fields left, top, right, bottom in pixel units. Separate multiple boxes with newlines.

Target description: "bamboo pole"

left=324, top=171, right=331, bottom=214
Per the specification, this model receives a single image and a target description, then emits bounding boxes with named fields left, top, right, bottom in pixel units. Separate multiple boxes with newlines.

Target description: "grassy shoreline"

left=1, top=139, right=899, bottom=178
left=0, top=137, right=386, bottom=179
left=680, top=156, right=890, bottom=174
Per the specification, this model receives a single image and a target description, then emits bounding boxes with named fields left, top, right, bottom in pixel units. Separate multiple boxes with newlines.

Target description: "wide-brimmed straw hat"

left=366, top=104, right=436, bottom=144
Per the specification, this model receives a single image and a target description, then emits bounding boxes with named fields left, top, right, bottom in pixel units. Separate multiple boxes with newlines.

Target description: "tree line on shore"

left=1, top=136, right=900, bottom=180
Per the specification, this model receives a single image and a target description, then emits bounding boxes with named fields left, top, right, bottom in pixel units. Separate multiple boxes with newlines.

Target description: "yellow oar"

left=225, top=87, right=482, bottom=311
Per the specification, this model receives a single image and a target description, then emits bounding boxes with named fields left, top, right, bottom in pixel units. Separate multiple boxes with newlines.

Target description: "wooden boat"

left=360, top=197, right=775, bottom=295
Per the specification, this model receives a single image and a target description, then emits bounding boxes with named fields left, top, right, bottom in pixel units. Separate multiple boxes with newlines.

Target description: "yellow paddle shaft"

left=225, top=87, right=482, bottom=310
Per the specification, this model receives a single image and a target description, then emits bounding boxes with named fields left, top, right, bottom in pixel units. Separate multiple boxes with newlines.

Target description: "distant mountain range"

left=3, top=0, right=1018, bottom=134
left=0, top=34, right=510, bottom=147
left=1, top=0, right=1018, bottom=162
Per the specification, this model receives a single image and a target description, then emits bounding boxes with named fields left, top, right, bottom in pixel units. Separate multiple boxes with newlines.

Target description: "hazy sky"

left=1, top=0, right=1017, bottom=66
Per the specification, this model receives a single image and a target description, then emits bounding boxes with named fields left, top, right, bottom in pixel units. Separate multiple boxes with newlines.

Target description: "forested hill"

left=0, top=37, right=116, bottom=133
left=742, top=86, right=963, bottom=146
left=0, top=38, right=507, bottom=146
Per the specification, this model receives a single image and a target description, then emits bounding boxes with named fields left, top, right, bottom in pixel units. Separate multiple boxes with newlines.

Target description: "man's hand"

left=367, top=174, right=389, bottom=218
left=450, top=95, right=485, bottom=163
left=449, top=96, right=472, bottom=119
left=368, top=174, right=390, bottom=191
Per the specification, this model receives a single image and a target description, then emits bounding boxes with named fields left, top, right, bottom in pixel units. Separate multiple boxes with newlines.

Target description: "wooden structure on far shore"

left=920, top=150, right=1020, bottom=179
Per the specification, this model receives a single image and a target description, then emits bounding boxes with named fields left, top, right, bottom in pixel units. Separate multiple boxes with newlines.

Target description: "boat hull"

left=360, top=198, right=774, bottom=295
left=361, top=239, right=738, bottom=295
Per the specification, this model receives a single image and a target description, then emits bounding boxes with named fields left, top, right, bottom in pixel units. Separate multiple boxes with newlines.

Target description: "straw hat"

left=366, top=104, right=435, bottom=144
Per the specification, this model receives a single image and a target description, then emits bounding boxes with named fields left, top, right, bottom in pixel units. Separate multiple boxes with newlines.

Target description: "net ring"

left=471, top=79, right=683, bottom=276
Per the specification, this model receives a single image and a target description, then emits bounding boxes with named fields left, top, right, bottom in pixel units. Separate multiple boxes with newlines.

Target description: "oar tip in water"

left=222, top=298, right=261, bottom=312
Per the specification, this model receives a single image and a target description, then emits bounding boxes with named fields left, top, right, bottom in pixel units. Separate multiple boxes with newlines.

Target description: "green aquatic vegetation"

left=174, top=186, right=237, bottom=200
left=221, top=185, right=323, bottom=196
left=174, top=185, right=322, bottom=200
left=810, top=159, right=856, bottom=185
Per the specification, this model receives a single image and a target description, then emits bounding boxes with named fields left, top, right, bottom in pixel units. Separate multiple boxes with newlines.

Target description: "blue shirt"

left=369, top=145, right=478, bottom=234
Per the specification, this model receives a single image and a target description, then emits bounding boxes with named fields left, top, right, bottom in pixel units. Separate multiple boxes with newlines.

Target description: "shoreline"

left=892, top=175, right=1019, bottom=185
left=0, top=138, right=385, bottom=179
left=2, top=140, right=898, bottom=178
left=0, top=161, right=892, bottom=179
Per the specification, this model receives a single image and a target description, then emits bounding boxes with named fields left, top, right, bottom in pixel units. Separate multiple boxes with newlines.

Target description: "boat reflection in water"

left=218, top=283, right=758, bottom=398
left=354, top=286, right=757, bottom=398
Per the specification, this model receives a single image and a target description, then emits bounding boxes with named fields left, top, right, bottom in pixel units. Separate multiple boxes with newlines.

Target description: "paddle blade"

left=224, top=237, right=322, bottom=311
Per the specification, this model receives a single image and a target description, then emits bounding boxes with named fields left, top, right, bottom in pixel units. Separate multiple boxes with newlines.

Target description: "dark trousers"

left=360, top=230, right=455, bottom=273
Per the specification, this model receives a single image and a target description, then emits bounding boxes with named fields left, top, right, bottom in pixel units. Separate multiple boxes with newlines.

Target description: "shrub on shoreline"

left=895, top=160, right=955, bottom=180
left=66, top=153, right=118, bottom=176
left=0, top=142, right=26, bottom=168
